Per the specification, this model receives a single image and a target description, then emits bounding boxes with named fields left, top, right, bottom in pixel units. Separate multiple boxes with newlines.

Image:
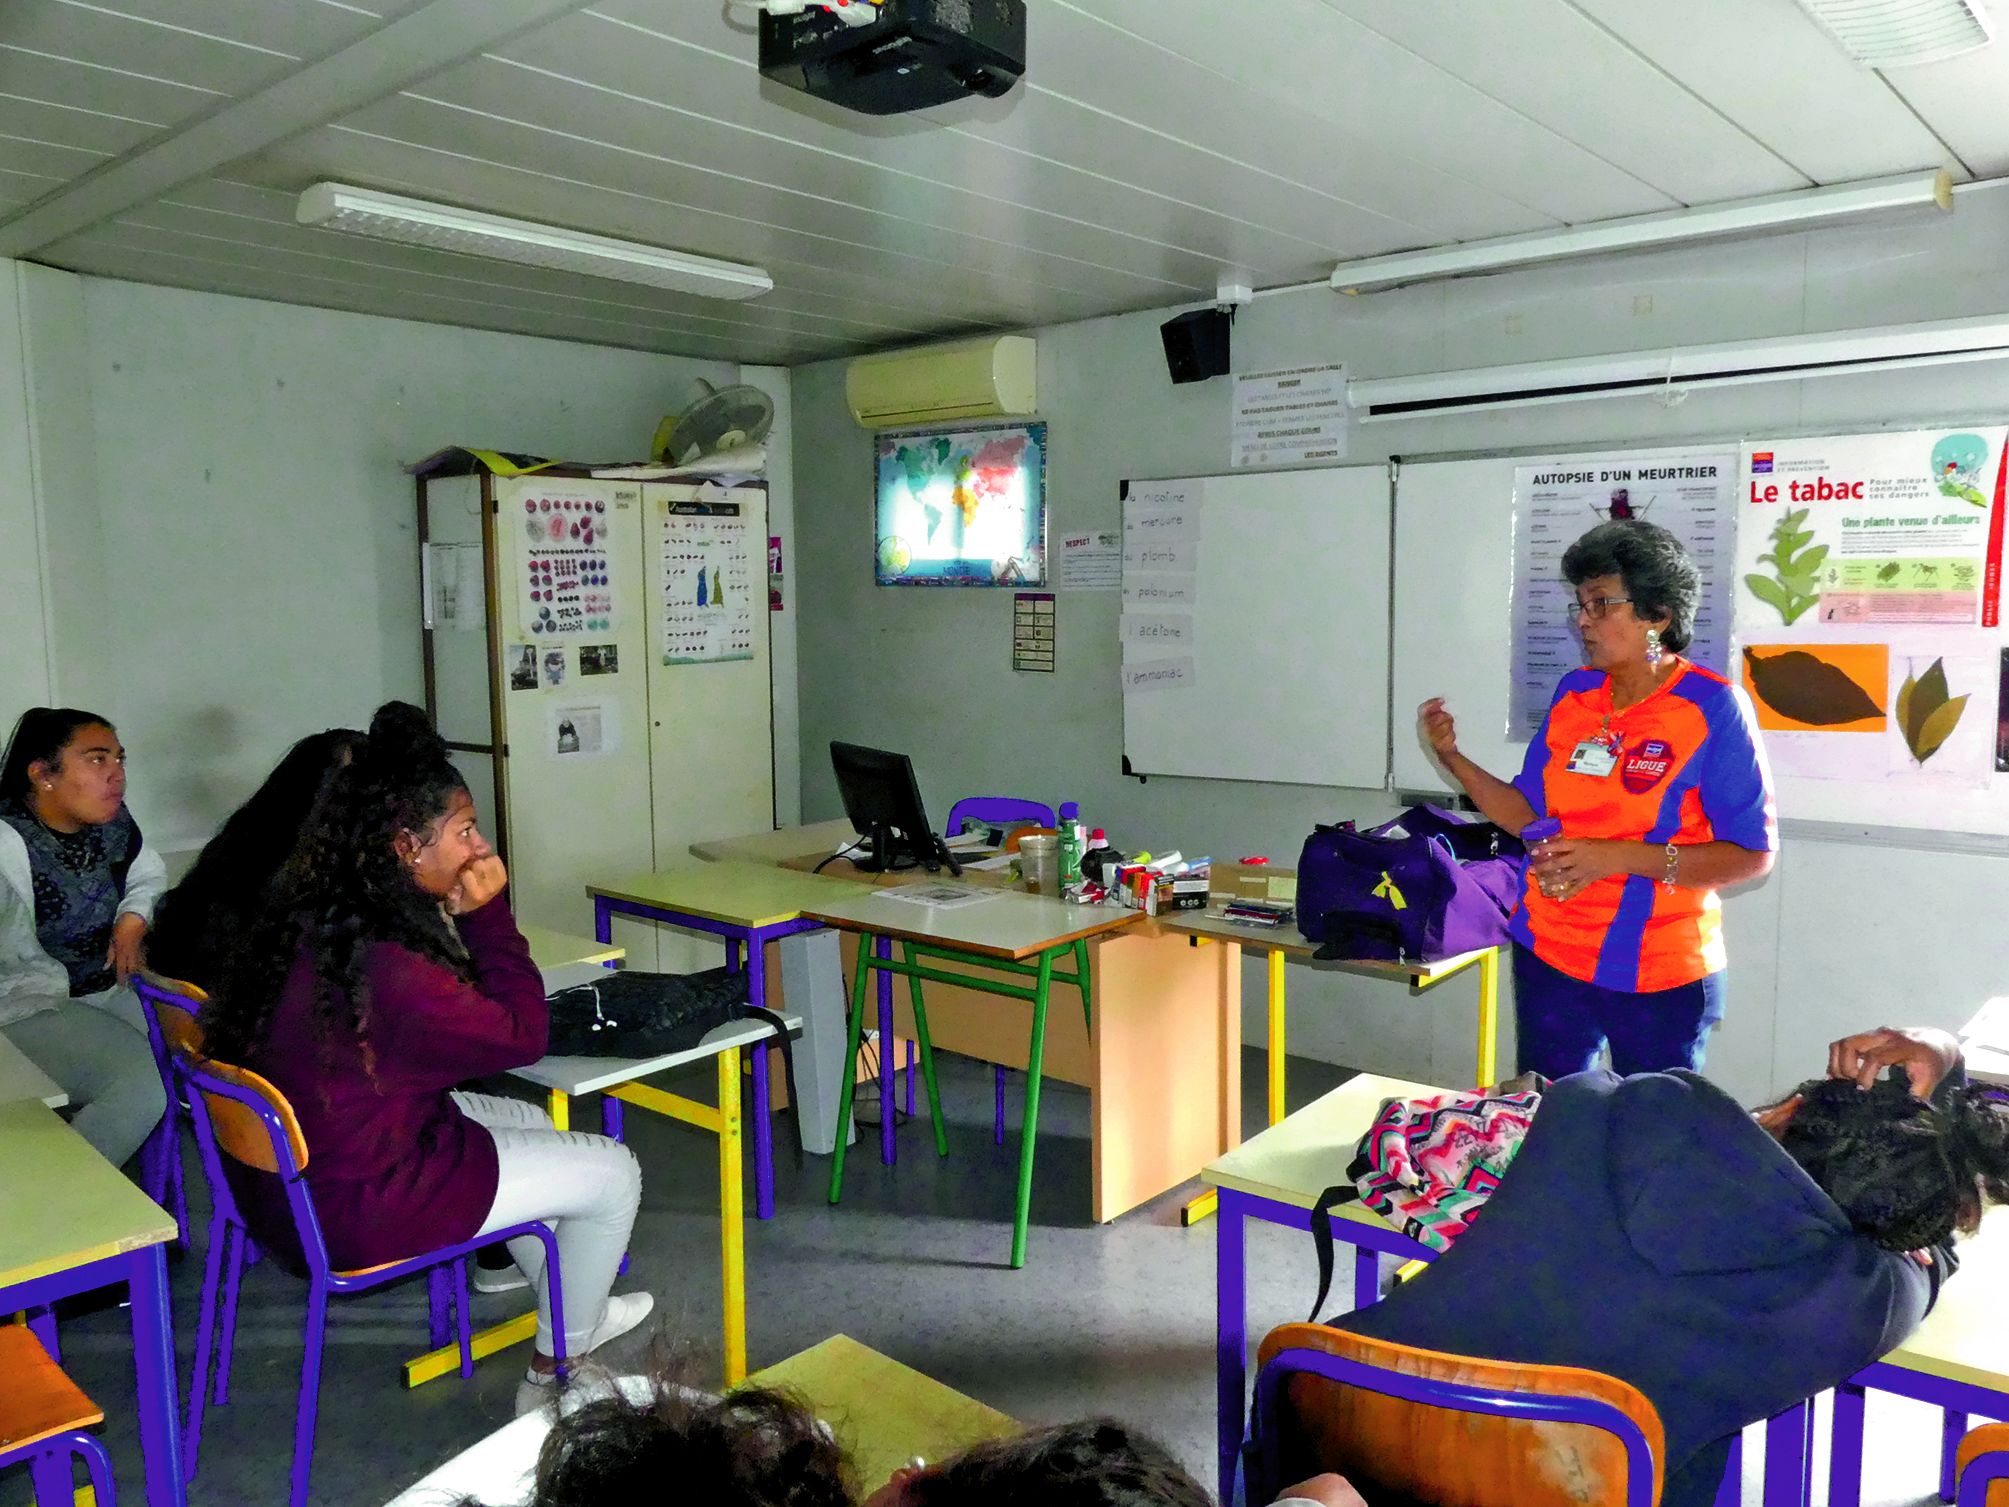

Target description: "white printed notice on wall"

left=1121, top=479, right=1200, bottom=687
left=1734, top=427, right=2008, bottom=633
left=1509, top=453, right=1736, bottom=739
left=661, top=497, right=757, bottom=664
left=1231, top=364, right=1347, bottom=469
left=518, top=487, right=615, bottom=637
left=1058, top=531, right=1121, bottom=590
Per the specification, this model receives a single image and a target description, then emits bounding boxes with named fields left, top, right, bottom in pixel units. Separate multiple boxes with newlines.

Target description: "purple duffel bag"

left=1296, top=805, right=1525, bottom=963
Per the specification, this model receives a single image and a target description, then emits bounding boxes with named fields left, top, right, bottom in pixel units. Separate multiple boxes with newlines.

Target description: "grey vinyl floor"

left=16, top=1048, right=1959, bottom=1507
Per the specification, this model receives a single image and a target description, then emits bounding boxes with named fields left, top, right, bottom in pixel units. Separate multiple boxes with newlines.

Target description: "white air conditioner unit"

left=1346, top=313, right=2009, bottom=420
left=845, top=335, right=1037, bottom=429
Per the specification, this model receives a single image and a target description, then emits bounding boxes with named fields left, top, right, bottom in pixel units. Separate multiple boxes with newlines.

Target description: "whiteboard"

left=1392, top=442, right=2009, bottom=839
left=1121, top=466, right=1390, bottom=787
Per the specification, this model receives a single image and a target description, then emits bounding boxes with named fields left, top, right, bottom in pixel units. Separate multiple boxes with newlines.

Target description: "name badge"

left=1565, top=739, right=1619, bottom=777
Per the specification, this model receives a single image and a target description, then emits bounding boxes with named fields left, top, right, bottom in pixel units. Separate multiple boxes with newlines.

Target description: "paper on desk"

left=872, top=883, right=1000, bottom=909
left=1961, top=996, right=2009, bottom=1052
left=944, top=830, right=994, bottom=852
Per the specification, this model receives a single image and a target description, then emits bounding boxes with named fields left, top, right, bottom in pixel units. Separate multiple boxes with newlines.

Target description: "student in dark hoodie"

left=201, top=702, right=650, bottom=1398
left=1329, top=1026, right=2009, bottom=1507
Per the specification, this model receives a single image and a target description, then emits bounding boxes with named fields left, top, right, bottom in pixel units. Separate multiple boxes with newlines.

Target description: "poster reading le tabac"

left=1735, top=427, right=2009, bottom=632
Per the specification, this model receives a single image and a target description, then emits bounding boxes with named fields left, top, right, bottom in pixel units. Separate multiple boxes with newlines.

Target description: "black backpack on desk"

left=545, top=969, right=801, bottom=1155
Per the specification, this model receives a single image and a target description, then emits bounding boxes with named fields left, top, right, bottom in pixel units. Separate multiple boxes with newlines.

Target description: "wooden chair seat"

left=0, top=1326, right=104, bottom=1453
left=1256, top=1323, right=1665, bottom=1507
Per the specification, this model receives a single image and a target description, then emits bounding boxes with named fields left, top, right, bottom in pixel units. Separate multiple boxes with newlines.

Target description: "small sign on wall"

left=1013, top=592, right=1055, bottom=672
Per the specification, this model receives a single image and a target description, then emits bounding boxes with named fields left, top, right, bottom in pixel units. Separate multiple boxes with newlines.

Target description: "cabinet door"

left=644, top=482, right=775, bottom=885
left=494, top=477, right=654, bottom=938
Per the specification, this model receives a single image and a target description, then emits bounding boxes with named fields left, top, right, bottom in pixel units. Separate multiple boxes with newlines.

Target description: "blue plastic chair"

left=177, top=1052, right=567, bottom=1507
left=1244, top=1322, right=1663, bottom=1507
left=0, top=1325, right=118, bottom=1507
left=942, top=797, right=1057, bottom=1144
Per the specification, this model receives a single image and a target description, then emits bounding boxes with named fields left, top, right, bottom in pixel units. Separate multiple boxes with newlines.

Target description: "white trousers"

left=455, top=1092, right=642, bottom=1355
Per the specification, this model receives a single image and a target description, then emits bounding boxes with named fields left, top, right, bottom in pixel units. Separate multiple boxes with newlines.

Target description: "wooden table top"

left=748, top=1334, right=1017, bottom=1487
left=587, top=860, right=874, bottom=928
left=798, top=885, right=1140, bottom=961
left=1202, top=1072, right=1448, bottom=1223
left=0, top=1032, right=66, bottom=1109
left=0, top=1100, right=176, bottom=1289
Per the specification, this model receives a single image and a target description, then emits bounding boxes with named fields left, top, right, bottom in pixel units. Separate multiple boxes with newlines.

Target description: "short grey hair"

left=1561, top=520, right=1700, bottom=653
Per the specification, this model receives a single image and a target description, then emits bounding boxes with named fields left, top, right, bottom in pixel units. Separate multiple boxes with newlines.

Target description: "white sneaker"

left=473, top=1263, right=532, bottom=1295
left=518, top=1292, right=656, bottom=1389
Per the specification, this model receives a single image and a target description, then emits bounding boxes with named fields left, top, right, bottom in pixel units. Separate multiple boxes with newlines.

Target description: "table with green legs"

left=799, top=884, right=1142, bottom=1269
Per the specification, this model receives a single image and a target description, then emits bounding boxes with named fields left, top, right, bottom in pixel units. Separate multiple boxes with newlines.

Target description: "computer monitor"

left=829, top=741, right=961, bottom=876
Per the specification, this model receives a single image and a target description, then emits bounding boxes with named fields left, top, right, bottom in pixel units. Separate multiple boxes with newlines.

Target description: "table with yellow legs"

left=1153, top=906, right=1503, bottom=1225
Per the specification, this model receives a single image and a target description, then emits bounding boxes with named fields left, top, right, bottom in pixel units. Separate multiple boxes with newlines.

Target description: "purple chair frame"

left=130, top=977, right=192, bottom=1253
left=1958, top=1436, right=2009, bottom=1507
left=591, top=894, right=820, bottom=1219
left=1244, top=1343, right=1659, bottom=1507
left=3, top=1424, right=118, bottom=1507
left=175, top=1057, right=566, bottom=1507
left=943, top=797, right=1057, bottom=1146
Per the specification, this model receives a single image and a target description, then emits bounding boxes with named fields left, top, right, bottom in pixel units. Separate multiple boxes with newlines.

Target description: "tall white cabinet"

left=416, top=458, right=773, bottom=966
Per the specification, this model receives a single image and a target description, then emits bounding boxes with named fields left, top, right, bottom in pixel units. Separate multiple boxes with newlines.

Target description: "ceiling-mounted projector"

left=758, top=0, right=1027, bottom=116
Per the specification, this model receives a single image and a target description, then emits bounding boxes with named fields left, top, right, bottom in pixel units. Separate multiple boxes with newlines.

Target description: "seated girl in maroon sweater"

left=201, top=702, right=650, bottom=1386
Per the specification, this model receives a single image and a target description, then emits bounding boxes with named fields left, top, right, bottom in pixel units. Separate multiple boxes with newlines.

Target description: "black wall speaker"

left=1160, top=308, right=1231, bottom=384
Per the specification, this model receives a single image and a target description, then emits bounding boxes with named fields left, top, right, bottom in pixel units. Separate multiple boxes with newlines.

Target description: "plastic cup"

left=1019, top=833, right=1059, bottom=895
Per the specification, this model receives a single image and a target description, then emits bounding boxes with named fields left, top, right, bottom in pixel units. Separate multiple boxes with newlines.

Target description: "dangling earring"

left=1645, top=626, right=1663, bottom=668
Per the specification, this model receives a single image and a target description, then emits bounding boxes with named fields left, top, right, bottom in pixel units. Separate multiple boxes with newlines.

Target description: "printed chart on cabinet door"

left=514, top=483, right=617, bottom=637
left=659, top=496, right=757, bottom=663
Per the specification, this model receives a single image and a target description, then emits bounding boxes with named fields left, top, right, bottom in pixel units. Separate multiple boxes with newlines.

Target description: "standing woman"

left=1418, top=520, right=1776, bottom=1076
left=0, top=708, right=168, bottom=1166
left=201, top=702, right=651, bottom=1389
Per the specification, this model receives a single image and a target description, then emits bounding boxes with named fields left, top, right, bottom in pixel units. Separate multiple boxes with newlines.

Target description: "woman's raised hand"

left=1419, top=697, right=1459, bottom=760
left=446, top=855, right=509, bottom=916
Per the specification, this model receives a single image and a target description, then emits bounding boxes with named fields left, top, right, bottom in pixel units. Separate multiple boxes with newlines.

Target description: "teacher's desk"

left=693, top=822, right=1243, bottom=1226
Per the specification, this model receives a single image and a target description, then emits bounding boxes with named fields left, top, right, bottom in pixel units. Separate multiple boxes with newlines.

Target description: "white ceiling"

left=0, top=0, right=2001, bottom=365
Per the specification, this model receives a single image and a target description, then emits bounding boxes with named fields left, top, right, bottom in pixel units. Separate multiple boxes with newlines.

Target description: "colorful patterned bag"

left=1307, top=1082, right=1544, bottom=1321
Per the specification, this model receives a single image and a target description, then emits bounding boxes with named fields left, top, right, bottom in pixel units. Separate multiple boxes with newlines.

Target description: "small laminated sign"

left=1013, top=591, right=1055, bottom=672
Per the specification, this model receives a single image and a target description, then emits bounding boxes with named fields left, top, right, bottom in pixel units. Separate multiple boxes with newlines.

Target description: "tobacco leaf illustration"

left=1742, top=648, right=1883, bottom=725
left=1745, top=508, right=1823, bottom=625
left=1897, top=657, right=1968, bottom=763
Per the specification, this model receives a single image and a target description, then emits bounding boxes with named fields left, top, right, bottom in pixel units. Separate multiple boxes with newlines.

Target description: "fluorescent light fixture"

left=1330, top=171, right=1952, bottom=295
left=1796, top=0, right=1993, bottom=67
left=1346, top=312, right=2009, bottom=419
left=296, top=182, right=773, bottom=301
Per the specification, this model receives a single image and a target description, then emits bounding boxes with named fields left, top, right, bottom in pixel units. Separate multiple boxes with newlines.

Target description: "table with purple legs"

left=587, top=861, right=874, bottom=1208
left=1202, top=1073, right=1820, bottom=1507
left=1826, top=1205, right=2009, bottom=1507
left=1, top=1098, right=183, bottom=1507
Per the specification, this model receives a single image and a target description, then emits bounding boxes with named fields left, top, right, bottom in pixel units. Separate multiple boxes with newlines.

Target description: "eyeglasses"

left=1565, top=595, right=1633, bottom=623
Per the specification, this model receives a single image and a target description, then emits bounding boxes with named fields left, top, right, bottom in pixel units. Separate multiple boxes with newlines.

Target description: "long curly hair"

left=1779, top=1074, right=2009, bottom=1252
left=511, top=1379, right=854, bottom=1507
left=899, top=1419, right=1213, bottom=1507
left=148, top=728, right=362, bottom=991
left=201, top=703, right=472, bottom=1076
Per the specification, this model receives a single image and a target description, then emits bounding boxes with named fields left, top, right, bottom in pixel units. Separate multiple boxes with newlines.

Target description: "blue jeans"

left=1511, top=943, right=1726, bottom=1078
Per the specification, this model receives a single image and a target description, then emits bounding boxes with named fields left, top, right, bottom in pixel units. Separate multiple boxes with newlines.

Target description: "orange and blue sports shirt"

left=1511, top=660, right=1776, bottom=993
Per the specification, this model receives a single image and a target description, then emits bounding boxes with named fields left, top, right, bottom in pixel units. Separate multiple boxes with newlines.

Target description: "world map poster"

left=875, top=421, right=1047, bottom=586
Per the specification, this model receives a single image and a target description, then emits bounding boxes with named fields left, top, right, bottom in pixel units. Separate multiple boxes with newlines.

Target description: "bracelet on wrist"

left=1661, top=840, right=1680, bottom=889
